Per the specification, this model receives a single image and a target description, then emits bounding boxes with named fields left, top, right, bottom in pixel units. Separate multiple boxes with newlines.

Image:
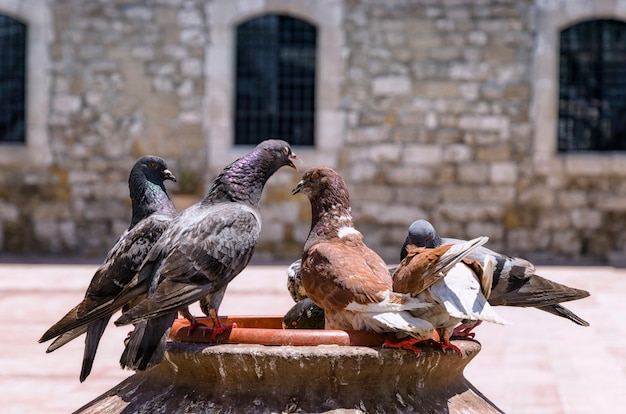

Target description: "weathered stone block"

left=490, top=162, right=518, bottom=184
left=372, top=75, right=412, bottom=96
left=457, top=163, right=490, bottom=184
left=402, top=144, right=443, bottom=165
left=415, top=81, right=460, bottom=98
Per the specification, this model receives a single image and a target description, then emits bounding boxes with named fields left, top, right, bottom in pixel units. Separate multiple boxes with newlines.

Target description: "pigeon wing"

left=116, top=203, right=261, bottom=325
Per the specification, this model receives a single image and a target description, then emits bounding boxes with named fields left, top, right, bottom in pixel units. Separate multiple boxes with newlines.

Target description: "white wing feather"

left=430, top=263, right=510, bottom=325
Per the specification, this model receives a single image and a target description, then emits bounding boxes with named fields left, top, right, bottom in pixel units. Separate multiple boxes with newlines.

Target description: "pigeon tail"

left=537, top=303, right=590, bottom=327
left=45, top=325, right=88, bottom=353
left=120, top=313, right=177, bottom=371
left=80, top=317, right=110, bottom=382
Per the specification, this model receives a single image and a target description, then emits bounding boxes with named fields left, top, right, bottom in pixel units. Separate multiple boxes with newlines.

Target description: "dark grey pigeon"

left=283, top=298, right=325, bottom=329
left=401, top=219, right=591, bottom=330
left=39, top=155, right=177, bottom=382
left=114, top=139, right=299, bottom=371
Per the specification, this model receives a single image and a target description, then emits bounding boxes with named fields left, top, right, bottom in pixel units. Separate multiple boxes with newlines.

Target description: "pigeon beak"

left=292, top=179, right=305, bottom=195
left=164, top=169, right=177, bottom=182
left=288, top=153, right=301, bottom=171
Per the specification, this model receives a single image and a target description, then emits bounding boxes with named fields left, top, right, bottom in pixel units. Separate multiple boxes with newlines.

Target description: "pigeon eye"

left=282, top=146, right=289, bottom=155
left=311, top=172, right=320, bottom=180
left=150, top=162, right=158, bottom=169
left=291, top=321, right=298, bottom=327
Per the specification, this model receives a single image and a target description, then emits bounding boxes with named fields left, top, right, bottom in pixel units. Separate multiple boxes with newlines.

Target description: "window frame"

left=557, top=18, right=626, bottom=153
left=234, top=13, right=317, bottom=147
left=0, top=3, right=51, bottom=167
left=533, top=0, right=626, bottom=169
left=204, top=1, right=344, bottom=173
left=0, top=14, right=28, bottom=145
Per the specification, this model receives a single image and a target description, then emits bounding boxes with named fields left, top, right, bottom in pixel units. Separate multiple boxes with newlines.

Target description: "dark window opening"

left=235, top=14, right=316, bottom=147
left=0, top=14, right=27, bottom=144
left=558, top=19, right=626, bottom=152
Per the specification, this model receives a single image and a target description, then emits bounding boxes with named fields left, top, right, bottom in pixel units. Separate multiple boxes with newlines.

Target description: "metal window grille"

left=558, top=19, right=626, bottom=152
left=235, top=14, right=316, bottom=147
left=0, top=14, right=26, bottom=144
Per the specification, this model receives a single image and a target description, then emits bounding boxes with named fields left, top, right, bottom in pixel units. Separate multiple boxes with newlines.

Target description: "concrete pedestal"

left=74, top=335, right=502, bottom=413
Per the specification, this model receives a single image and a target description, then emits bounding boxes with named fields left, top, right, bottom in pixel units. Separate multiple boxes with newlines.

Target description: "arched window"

left=234, top=14, right=317, bottom=146
left=0, top=14, right=27, bottom=144
left=558, top=19, right=626, bottom=152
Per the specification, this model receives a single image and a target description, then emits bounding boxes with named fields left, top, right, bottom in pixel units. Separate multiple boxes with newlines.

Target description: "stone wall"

left=1, top=0, right=626, bottom=263
left=0, top=0, right=209, bottom=255
left=337, top=0, right=538, bottom=261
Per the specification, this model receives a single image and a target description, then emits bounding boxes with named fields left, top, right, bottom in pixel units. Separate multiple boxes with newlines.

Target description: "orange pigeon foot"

left=383, top=337, right=422, bottom=355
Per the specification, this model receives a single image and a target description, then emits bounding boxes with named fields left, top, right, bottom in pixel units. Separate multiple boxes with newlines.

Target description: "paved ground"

left=0, top=260, right=623, bottom=413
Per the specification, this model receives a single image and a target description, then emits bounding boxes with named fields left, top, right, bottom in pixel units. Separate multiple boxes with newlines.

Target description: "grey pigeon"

left=39, top=155, right=177, bottom=382
left=402, top=219, right=591, bottom=331
left=113, top=139, right=298, bottom=371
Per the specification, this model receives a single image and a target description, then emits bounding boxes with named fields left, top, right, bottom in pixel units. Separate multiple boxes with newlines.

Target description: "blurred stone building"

left=1, top=0, right=626, bottom=264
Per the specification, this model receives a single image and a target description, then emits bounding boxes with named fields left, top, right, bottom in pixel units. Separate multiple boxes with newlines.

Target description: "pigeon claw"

left=383, top=337, right=422, bottom=355
left=187, top=320, right=209, bottom=335
left=200, top=321, right=237, bottom=342
left=451, top=320, right=481, bottom=339
left=440, top=339, right=463, bottom=356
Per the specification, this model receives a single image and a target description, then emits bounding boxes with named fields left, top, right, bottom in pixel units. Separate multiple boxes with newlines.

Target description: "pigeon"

left=38, top=155, right=177, bottom=382
left=391, top=239, right=510, bottom=354
left=402, top=219, right=591, bottom=333
left=113, top=139, right=299, bottom=371
left=292, top=166, right=434, bottom=341
left=282, top=298, right=325, bottom=329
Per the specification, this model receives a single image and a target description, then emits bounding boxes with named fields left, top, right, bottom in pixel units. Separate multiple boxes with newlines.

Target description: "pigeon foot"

left=438, top=329, right=462, bottom=356
left=199, top=321, right=237, bottom=341
left=383, top=337, right=422, bottom=355
left=452, top=320, right=481, bottom=339
left=200, top=308, right=237, bottom=341
left=440, top=339, right=463, bottom=356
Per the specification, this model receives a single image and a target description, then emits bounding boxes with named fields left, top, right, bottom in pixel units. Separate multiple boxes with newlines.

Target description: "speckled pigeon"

left=391, top=239, right=510, bottom=354
left=39, top=155, right=177, bottom=382
left=402, top=219, right=591, bottom=334
left=113, top=139, right=299, bottom=371
left=292, top=166, right=434, bottom=339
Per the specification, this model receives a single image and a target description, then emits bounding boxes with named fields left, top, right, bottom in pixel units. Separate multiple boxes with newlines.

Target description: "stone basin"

left=74, top=316, right=503, bottom=413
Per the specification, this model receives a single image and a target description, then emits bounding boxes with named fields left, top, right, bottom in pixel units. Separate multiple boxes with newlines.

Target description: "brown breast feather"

left=301, top=240, right=392, bottom=312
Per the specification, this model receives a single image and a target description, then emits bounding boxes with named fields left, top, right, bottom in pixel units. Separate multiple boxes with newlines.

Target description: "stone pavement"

left=0, top=260, right=624, bottom=413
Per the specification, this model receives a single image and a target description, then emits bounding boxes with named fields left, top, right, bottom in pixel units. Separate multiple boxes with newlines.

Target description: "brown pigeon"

left=39, top=156, right=177, bottom=381
left=402, top=219, right=591, bottom=335
left=292, top=166, right=433, bottom=340
left=113, top=140, right=298, bottom=371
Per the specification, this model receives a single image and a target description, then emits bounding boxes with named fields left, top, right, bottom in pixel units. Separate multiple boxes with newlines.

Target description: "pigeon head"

left=255, top=139, right=300, bottom=171
left=131, top=155, right=177, bottom=187
left=203, top=139, right=299, bottom=206
left=401, top=219, right=442, bottom=260
left=407, top=220, right=439, bottom=248
left=292, top=166, right=350, bottom=203
left=128, top=155, right=177, bottom=228
left=292, top=167, right=353, bottom=238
